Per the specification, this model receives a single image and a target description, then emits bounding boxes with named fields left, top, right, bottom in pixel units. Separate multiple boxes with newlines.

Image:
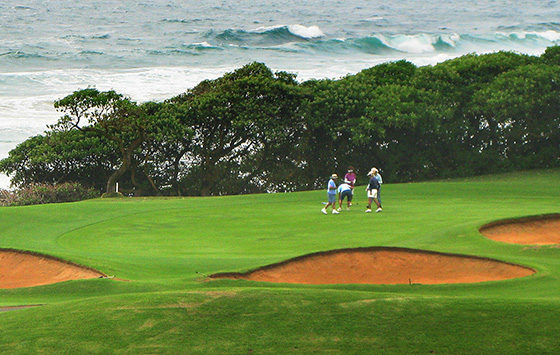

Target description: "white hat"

left=331, top=173, right=338, bottom=179
left=368, top=168, right=378, bottom=176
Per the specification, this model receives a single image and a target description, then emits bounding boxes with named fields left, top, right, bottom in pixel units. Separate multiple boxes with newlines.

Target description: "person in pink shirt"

left=344, top=166, right=357, bottom=205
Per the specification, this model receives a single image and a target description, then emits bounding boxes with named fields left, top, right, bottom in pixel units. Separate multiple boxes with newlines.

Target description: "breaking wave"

left=200, top=29, right=560, bottom=55
left=3, top=28, right=560, bottom=69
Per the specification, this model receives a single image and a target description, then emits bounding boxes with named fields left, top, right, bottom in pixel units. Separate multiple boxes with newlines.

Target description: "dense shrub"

left=0, top=182, right=99, bottom=206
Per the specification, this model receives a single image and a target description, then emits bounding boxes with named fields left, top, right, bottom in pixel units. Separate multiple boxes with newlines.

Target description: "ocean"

left=1, top=0, right=560, bottom=188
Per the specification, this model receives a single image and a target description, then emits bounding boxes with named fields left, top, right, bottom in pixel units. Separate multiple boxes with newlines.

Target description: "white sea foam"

left=519, top=30, right=560, bottom=42
left=0, top=175, right=10, bottom=189
left=253, top=25, right=285, bottom=32
left=287, top=25, right=324, bottom=39
left=438, top=33, right=461, bottom=47
left=379, top=34, right=436, bottom=53
left=189, top=41, right=216, bottom=48
left=537, top=30, right=560, bottom=42
left=252, top=24, right=324, bottom=39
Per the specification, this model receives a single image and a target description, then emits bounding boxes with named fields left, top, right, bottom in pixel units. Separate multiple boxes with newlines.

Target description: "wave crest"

left=209, top=24, right=324, bottom=46
left=252, top=24, right=324, bottom=39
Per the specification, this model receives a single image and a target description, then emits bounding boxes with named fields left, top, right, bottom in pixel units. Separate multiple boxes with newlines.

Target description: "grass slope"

left=0, top=169, right=559, bottom=353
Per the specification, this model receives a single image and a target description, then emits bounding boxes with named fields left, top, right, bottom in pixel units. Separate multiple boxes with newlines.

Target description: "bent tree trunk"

left=106, top=155, right=130, bottom=194
left=106, top=136, right=144, bottom=194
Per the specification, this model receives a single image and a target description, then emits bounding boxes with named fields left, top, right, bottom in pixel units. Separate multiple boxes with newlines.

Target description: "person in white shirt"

left=321, top=174, right=340, bottom=215
left=337, top=182, right=353, bottom=211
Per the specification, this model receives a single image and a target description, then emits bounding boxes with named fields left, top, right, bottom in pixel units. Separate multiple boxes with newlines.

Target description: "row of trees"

left=2, top=48, right=559, bottom=196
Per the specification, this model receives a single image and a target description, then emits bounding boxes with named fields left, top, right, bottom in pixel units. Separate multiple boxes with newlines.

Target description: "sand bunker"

left=210, top=247, right=535, bottom=285
left=480, top=214, right=560, bottom=245
left=0, top=249, right=105, bottom=289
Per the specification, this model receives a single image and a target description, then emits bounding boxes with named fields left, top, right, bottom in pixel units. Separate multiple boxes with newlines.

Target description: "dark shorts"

left=340, top=190, right=353, bottom=202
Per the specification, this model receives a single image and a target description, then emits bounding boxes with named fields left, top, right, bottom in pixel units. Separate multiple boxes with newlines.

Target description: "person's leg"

left=377, top=186, right=381, bottom=205
left=329, top=194, right=339, bottom=213
left=326, top=194, right=336, bottom=211
left=373, top=191, right=382, bottom=211
left=322, top=194, right=330, bottom=214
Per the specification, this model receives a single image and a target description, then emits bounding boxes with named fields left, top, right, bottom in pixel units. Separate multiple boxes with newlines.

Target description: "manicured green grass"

left=1, top=169, right=559, bottom=353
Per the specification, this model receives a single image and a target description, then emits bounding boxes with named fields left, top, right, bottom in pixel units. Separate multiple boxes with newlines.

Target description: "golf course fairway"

left=1, top=169, right=559, bottom=353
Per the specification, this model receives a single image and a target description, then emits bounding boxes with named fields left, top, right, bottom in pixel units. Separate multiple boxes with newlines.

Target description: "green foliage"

left=53, top=89, right=172, bottom=194
left=473, top=63, right=560, bottom=168
left=354, top=59, right=416, bottom=86
left=541, top=45, right=560, bottom=65
left=0, top=130, right=117, bottom=191
left=52, top=88, right=124, bottom=131
left=173, top=62, right=307, bottom=195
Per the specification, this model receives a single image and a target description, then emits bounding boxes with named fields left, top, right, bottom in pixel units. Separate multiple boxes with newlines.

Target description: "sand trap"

left=480, top=214, right=560, bottom=245
left=209, top=247, right=535, bottom=285
left=0, top=249, right=105, bottom=289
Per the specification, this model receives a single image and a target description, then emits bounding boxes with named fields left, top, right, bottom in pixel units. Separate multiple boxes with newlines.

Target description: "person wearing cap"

left=372, top=167, right=383, bottom=205
left=365, top=168, right=382, bottom=213
left=321, top=174, right=340, bottom=214
left=337, top=180, right=353, bottom=211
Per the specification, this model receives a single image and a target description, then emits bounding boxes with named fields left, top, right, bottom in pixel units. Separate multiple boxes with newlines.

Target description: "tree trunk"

left=130, top=163, right=144, bottom=196
left=200, top=161, right=218, bottom=196
left=106, top=136, right=144, bottom=194
left=144, top=172, right=160, bottom=195
left=172, top=156, right=181, bottom=196
left=106, top=154, right=130, bottom=193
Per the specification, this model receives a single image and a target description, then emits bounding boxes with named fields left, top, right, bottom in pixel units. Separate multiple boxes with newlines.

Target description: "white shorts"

left=367, top=189, right=378, bottom=199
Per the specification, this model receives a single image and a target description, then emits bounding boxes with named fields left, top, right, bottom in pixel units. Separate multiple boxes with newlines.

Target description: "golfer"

left=321, top=174, right=340, bottom=214
left=337, top=181, right=353, bottom=211
left=372, top=167, right=383, bottom=204
left=365, top=168, right=382, bottom=213
left=344, top=166, right=356, bottom=189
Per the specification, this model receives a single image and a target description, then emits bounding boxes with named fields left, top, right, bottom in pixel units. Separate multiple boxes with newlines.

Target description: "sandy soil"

left=210, top=247, right=535, bottom=285
left=0, top=249, right=105, bottom=289
left=479, top=214, right=560, bottom=245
